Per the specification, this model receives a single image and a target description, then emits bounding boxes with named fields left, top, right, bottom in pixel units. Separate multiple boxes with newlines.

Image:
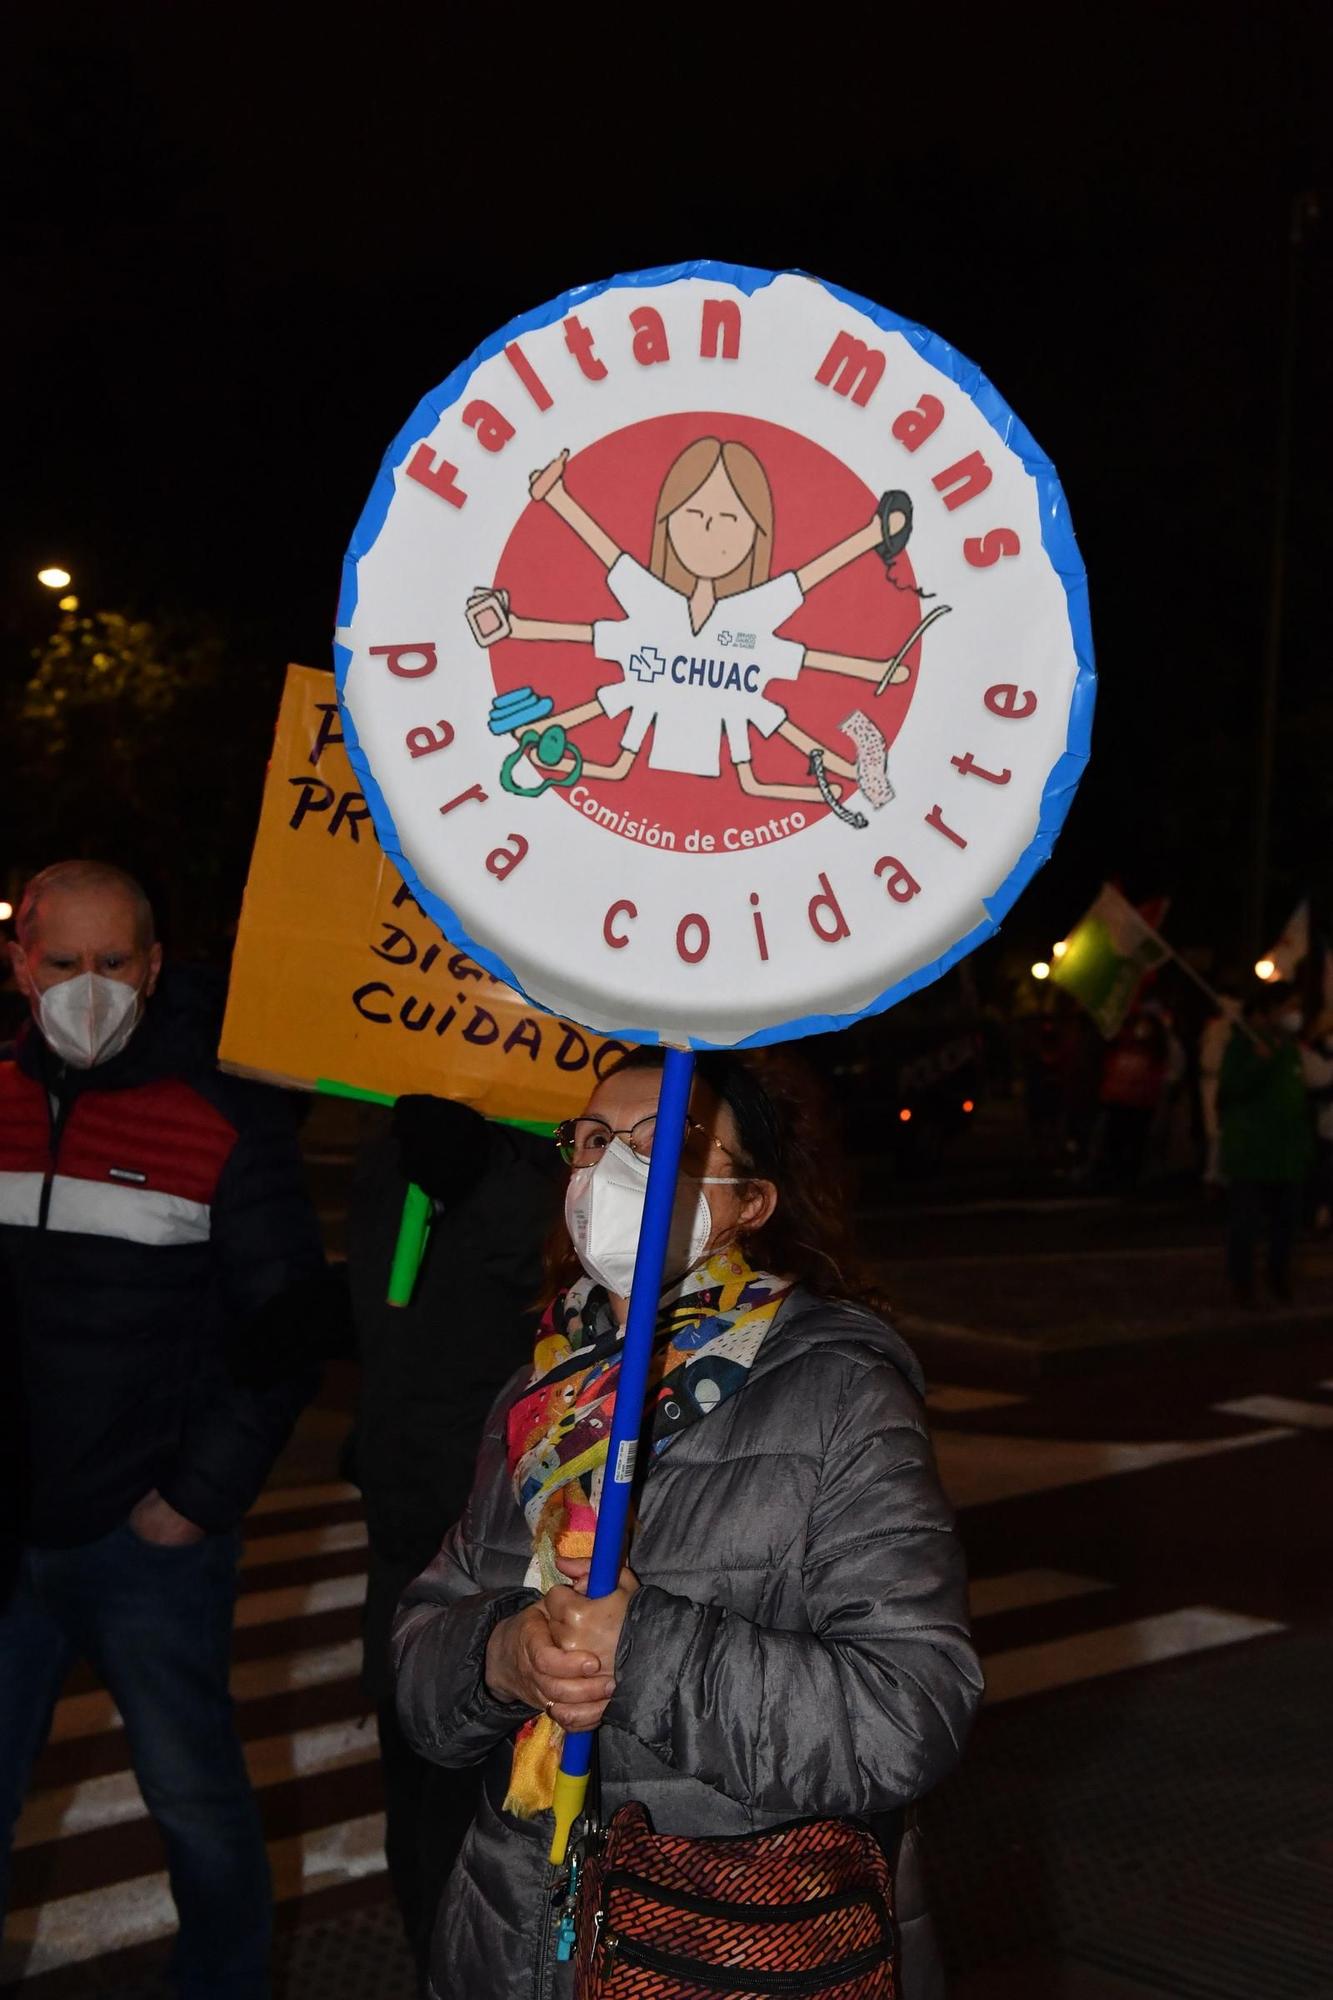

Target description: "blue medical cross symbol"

left=628, top=645, right=667, bottom=683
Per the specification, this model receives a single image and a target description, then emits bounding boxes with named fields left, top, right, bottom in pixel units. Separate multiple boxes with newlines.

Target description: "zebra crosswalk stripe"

left=2, top=1815, right=388, bottom=1978
left=968, top=1569, right=1109, bottom=1619
left=247, top=1482, right=360, bottom=1516
left=233, top=1570, right=366, bottom=1628
left=49, top=1637, right=366, bottom=1744
left=982, top=1606, right=1284, bottom=1705
left=240, top=1519, right=369, bottom=1567
left=15, top=1717, right=379, bottom=1848
left=7, top=1385, right=1311, bottom=1982
left=1213, top=1394, right=1333, bottom=1430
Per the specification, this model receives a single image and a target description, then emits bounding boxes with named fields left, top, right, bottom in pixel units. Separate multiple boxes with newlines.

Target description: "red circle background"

left=490, top=413, right=928, bottom=848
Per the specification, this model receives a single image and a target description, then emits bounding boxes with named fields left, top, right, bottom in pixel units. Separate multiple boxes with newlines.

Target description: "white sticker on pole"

left=613, top=1440, right=639, bottom=1486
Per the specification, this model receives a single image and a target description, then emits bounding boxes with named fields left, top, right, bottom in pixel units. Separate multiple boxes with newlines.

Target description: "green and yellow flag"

left=1051, top=885, right=1170, bottom=1038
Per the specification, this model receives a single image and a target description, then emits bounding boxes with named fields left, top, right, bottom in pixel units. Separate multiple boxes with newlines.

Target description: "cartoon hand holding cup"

left=465, top=453, right=568, bottom=649
left=466, top=586, right=513, bottom=648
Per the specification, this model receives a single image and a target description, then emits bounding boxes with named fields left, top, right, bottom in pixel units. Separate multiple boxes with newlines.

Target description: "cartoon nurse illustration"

left=467, top=438, right=948, bottom=822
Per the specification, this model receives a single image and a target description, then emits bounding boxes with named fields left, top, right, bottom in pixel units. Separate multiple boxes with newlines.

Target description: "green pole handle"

left=387, top=1181, right=433, bottom=1308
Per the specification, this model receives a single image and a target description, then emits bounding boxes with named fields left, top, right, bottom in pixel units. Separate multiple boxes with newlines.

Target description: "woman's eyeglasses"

left=554, top=1113, right=733, bottom=1168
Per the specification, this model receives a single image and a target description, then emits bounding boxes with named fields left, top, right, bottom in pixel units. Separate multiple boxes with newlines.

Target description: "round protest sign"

left=336, top=262, right=1094, bottom=1048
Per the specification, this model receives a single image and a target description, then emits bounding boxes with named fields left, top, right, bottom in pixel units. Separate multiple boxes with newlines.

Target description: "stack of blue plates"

left=488, top=687, right=554, bottom=737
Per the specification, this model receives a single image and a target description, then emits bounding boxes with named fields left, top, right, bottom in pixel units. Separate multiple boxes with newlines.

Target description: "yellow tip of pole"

left=548, top=1769, right=588, bottom=1865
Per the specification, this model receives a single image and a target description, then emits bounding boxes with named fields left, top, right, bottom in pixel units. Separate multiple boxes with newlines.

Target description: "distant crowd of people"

left=1021, top=976, right=1332, bottom=1303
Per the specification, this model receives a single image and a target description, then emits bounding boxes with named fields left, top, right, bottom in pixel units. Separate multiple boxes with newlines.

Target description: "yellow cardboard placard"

left=219, top=665, right=628, bottom=1122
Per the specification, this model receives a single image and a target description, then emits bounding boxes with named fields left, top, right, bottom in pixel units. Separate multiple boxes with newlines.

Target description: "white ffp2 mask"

left=37, top=972, right=143, bottom=1069
left=564, top=1137, right=741, bottom=1298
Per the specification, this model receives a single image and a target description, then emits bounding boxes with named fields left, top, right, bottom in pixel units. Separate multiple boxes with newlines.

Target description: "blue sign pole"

left=548, top=1044, right=697, bottom=1864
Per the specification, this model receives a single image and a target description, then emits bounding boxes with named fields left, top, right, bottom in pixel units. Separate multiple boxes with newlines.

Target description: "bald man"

left=0, top=862, right=325, bottom=1998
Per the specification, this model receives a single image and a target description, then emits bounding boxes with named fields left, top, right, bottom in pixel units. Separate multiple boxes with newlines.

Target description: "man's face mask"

left=37, top=971, right=143, bottom=1069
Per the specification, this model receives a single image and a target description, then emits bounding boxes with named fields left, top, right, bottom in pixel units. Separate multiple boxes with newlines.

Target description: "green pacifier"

left=501, top=724, right=584, bottom=797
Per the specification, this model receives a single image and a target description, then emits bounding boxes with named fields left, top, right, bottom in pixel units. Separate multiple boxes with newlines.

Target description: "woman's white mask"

left=37, top=972, right=143, bottom=1070
left=564, top=1137, right=742, bottom=1298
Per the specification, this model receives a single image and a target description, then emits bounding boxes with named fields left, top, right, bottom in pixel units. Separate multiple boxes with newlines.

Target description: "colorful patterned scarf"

left=502, top=1246, right=792, bottom=1817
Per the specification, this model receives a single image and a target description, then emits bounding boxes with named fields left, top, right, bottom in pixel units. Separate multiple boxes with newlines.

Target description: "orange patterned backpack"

left=571, top=1802, right=897, bottom=1997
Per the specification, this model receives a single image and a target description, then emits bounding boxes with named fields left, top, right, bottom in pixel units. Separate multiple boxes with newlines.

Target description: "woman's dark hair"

left=540, top=1044, right=875, bottom=1305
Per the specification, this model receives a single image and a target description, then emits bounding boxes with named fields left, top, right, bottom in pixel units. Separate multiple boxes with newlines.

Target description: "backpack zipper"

left=601, top=1930, right=889, bottom=1993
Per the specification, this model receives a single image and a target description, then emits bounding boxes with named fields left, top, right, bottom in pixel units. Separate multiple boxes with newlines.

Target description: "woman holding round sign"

left=339, top=261, right=1093, bottom=1997
left=394, top=1047, right=980, bottom=1997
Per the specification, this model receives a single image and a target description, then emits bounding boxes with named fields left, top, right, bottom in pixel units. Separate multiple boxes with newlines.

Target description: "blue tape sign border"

left=334, top=258, right=1096, bottom=1052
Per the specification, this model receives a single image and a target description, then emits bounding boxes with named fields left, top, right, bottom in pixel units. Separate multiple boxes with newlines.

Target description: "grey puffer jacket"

left=394, top=1289, right=983, bottom=2000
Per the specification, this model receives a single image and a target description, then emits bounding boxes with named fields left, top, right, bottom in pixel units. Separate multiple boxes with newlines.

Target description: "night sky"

left=5, top=7, right=1331, bottom=977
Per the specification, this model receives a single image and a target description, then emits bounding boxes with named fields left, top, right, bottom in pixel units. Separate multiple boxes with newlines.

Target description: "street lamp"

left=0, top=901, right=12, bottom=923
left=1052, top=940, right=1069, bottom=960
left=1031, top=960, right=1051, bottom=981
left=1254, top=957, right=1278, bottom=982
left=37, top=566, right=72, bottom=590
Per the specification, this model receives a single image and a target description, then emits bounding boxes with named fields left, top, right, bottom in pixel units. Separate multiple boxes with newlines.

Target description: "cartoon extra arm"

left=510, top=615, right=596, bottom=644
left=538, top=697, right=640, bottom=783
left=802, top=606, right=952, bottom=691
left=506, top=694, right=638, bottom=786
left=733, top=720, right=855, bottom=803
left=543, top=698, right=606, bottom=733
left=530, top=450, right=622, bottom=571
left=802, top=647, right=903, bottom=686
left=488, top=689, right=610, bottom=755
left=776, top=720, right=857, bottom=783
left=466, top=589, right=593, bottom=650
left=794, top=518, right=884, bottom=595
left=794, top=494, right=911, bottom=595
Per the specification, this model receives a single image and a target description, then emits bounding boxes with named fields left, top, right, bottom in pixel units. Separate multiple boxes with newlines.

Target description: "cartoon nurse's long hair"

left=649, top=438, right=774, bottom=600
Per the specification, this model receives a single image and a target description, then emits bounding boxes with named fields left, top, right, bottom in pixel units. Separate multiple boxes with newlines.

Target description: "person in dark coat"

left=0, top=861, right=324, bottom=1999
left=1219, top=982, right=1313, bottom=1304
left=345, top=1094, right=560, bottom=1982
left=394, top=1048, right=982, bottom=2000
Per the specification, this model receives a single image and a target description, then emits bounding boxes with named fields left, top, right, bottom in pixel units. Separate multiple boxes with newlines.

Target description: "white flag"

left=1264, top=900, right=1309, bottom=983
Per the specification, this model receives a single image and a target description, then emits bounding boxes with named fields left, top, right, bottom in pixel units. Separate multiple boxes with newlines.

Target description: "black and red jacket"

left=0, top=976, right=325, bottom=1547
